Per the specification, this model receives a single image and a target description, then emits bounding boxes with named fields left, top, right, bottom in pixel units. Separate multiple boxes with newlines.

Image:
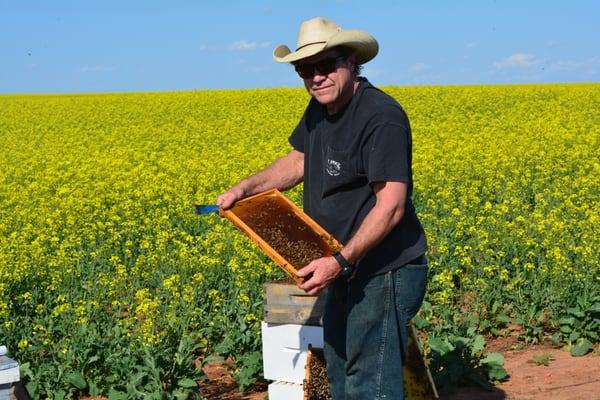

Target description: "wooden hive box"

left=263, top=280, right=327, bottom=326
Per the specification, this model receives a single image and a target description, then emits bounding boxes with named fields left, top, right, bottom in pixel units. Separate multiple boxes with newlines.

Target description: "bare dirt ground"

left=200, top=358, right=266, bottom=400
left=442, top=339, right=600, bottom=400
left=201, top=338, right=600, bottom=400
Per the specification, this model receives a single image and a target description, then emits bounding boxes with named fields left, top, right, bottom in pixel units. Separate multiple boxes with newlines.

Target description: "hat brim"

left=273, top=42, right=328, bottom=64
left=273, top=29, right=378, bottom=65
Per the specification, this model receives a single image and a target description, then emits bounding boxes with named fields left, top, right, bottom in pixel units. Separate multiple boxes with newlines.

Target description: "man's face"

left=294, top=49, right=356, bottom=114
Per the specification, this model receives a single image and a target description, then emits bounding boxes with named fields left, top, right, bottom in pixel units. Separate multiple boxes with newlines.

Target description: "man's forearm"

left=339, top=181, right=407, bottom=265
left=339, top=201, right=404, bottom=265
left=232, top=154, right=303, bottom=197
left=217, top=150, right=304, bottom=208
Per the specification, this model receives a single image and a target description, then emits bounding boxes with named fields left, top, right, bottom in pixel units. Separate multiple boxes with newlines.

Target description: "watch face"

left=342, top=265, right=353, bottom=276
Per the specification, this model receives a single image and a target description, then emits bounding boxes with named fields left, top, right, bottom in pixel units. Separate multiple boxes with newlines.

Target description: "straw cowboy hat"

left=273, top=17, right=378, bottom=64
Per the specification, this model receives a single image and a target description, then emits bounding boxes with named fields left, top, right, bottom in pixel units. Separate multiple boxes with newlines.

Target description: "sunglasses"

left=294, top=56, right=346, bottom=79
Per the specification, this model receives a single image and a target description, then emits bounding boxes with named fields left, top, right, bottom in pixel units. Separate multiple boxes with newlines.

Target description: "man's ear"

left=348, top=52, right=357, bottom=65
left=345, top=52, right=358, bottom=72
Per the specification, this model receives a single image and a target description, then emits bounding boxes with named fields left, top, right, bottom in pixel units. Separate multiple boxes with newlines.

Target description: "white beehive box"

left=261, top=321, right=324, bottom=384
left=268, top=380, right=304, bottom=400
left=0, top=348, right=19, bottom=400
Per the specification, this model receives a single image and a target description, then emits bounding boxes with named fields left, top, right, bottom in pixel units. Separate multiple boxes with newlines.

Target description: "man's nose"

left=312, top=70, right=327, bottom=83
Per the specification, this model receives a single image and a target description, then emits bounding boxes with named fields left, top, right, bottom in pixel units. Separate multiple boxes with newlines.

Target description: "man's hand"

left=297, top=256, right=341, bottom=295
left=216, top=187, right=244, bottom=210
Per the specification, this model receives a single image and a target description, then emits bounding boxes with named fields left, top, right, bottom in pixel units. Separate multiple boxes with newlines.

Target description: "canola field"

left=1, top=84, right=599, bottom=398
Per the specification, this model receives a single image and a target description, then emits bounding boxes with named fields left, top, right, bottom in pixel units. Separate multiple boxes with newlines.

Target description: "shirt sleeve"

left=289, top=124, right=305, bottom=152
left=364, top=122, right=411, bottom=184
left=289, top=108, right=309, bottom=152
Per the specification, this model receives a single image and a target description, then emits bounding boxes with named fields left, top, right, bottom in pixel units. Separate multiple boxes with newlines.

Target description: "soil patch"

left=441, top=340, right=600, bottom=400
left=199, top=358, right=266, bottom=400
left=73, top=337, right=599, bottom=400
left=199, top=338, right=600, bottom=400
left=494, top=343, right=599, bottom=400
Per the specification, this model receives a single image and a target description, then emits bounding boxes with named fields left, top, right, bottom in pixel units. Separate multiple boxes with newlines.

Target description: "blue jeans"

left=323, top=255, right=428, bottom=400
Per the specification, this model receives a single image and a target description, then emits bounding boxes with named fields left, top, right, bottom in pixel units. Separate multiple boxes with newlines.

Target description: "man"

left=217, top=17, right=428, bottom=400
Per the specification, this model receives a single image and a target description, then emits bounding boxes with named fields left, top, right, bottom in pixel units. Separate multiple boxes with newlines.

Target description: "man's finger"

left=306, top=285, right=322, bottom=296
left=300, top=282, right=316, bottom=293
left=299, top=273, right=318, bottom=291
left=296, top=262, right=316, bottom=277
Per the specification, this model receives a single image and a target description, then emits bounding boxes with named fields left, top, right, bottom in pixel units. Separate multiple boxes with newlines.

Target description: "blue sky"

left=1, top=1, right=598, bottom=94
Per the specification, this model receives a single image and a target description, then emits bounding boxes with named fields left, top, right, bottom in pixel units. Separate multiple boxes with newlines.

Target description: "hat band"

left=295, top=41, right=326, bottom=52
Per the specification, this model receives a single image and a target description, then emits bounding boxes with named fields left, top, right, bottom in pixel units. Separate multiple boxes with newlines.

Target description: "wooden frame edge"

left=304, top=343, right=313, bottom=400
left=221, top=207, right=304, bottom=285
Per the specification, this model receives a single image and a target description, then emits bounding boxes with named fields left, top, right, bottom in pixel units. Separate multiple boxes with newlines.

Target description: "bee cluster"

left=304, top=347, right=331, bottom=400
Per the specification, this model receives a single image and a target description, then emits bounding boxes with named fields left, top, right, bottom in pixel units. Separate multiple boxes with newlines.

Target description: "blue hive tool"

left=194, top=205, right=220, bottom=215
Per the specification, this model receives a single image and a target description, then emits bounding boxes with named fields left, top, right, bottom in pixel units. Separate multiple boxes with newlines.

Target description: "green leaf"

left=454, top=337, right=470, bottom=351
left=496, top=313, right=512, bottom=324
left=568, top=331, right=580, bottom=342
left=428, top=336, right=453, bottom=355
left=130, top=371, right=147, bottom=387
left=551, top=331, right=562, bottom=346
left=481, top=352, right=504, bottom=367
left=471, top=335, right=486, bottom=356
left=558, top=317, right=575, bottom=326
left=19, top=362, right=34, bottom=379
left=412, top=314, right=428, bottom=329
left=571, top=338, right=593, bottom=357
left=214, top=337, right=235, bottom=354
left=567, top=307, right=585, bottom=319
left=491, top=300, right=500, bottom=315
left=466, top=325, right=478, bottom=338
left=533, top=353, right=552, bottom=366
left=143, top=353, right=157, bottom=370
left=486, top=363, right=508, bottom=381
left=87, top=355, right=101, bottom=364
left=234, top=351, right=264, bottom=392
left=177, top=378, right=198, bottom=388
left=89, top=381, right=102, bottom=396
left=560, top=325, right=573, bottom=333
left=25, top=380, right=39, bottom=399
left=148, top=392, right=163, bottom=400
left=67, top=371, right=88, bottom=390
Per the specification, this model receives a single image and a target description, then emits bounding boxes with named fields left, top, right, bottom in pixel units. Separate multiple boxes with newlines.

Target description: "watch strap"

left=333, top=251, right=354, bottom=277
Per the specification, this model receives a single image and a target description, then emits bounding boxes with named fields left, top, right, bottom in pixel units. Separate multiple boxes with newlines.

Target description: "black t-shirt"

left=289, top=78, right=427, bottom=277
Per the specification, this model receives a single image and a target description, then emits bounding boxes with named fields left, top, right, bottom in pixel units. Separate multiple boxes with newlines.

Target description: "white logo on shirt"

left=326, top=159, right=341, bottom=176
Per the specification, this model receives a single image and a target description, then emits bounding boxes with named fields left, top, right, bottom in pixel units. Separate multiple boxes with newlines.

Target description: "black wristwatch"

left=333, top=251, right=355, bottom=278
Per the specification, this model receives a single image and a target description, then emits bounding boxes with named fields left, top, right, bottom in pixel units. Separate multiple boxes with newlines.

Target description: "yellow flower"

left=17, top=339, right=29, bottom=350
left=21, top=291, right=33, bottom=303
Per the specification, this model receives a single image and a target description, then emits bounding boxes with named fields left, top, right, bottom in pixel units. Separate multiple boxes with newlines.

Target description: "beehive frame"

left=220, top=189, right=343, bottom=285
